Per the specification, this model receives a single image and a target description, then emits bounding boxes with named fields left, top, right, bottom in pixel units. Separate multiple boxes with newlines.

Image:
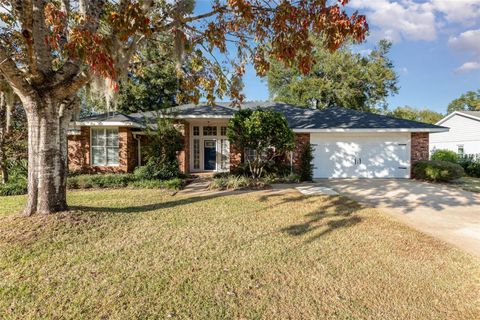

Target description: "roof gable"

left=436, top=111, right=480, bottom=126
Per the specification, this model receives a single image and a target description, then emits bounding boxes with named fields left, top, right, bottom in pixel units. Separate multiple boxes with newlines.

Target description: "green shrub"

left=263, top=172, right=300, bottom=184
left=162, top=178, right=185, bottom=190
left=208, top=175, right=267, bottom=190
left=299, top=142, right=314, bottom=181
left=133, top=165, right=156, bottom=180
left=0, top=180, right=28, bottom=196
left=413, top=160, right=464, bottom=182
left=431, top=149, right=459, bottom=163
left=67, top=176, right=80, bottom=189
left=6, top=159, right=28, bottom=180
left=136, top=161, right=180, bottom=181
left=230, top=162, right=250, bottom=176
left=458, top=156, right=480, bottom=178
left=129, top=178, right=184, bottom=190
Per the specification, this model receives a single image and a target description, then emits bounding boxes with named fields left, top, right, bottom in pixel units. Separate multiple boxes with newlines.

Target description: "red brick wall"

left=292, top=133, right=310, bottom=173
left=68, top=126, right=90, bottom=172
left=68, top=123, right=191, bottom=174
left=229, top=143, right=242, bottom=170
left=176, top=121, right=190, bottom=174
left=411, top=132, right=429, bottom=165
left=67, top=127, right=135, bottom=173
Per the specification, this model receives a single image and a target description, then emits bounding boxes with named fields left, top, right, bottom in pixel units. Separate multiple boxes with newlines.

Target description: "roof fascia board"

left=70, top=121, right=143, bottom=128
left=293, top=128, right=449, bottom=133
left=436, top=111, right=480, bottom=125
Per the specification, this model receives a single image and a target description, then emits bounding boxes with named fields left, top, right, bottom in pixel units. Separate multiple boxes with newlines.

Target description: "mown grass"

left=0, top=189, right=479, bottom=319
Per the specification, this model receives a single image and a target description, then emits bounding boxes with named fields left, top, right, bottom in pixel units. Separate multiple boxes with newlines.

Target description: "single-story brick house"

left=67, top=102, right=448, bottom=178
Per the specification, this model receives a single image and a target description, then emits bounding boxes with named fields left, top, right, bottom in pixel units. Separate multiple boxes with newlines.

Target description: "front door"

left=204, top=140, right=216, bottom=170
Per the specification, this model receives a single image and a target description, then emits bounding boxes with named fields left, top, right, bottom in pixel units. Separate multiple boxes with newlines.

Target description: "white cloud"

left=448, top=29, right=480, bottom=53
left=430, top=0, right=480, bottom=26
left=456, top=62, right=480, bottom=73
left=349, top=1, right=480, bottom=73
left=350, top=0, right=437, bottom=42
left=448, top=29, right=480, bottom=73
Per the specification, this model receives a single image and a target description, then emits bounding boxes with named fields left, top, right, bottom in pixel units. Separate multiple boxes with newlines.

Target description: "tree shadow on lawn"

left=281, top=196, right=363, bottom=243
left=70, top=189, right=304, bottom=215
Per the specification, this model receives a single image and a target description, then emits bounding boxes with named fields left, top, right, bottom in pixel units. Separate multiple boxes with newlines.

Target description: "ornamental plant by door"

left=227, top=109, right=294, bottom=178
left=135, top=118, right=184, bottom=181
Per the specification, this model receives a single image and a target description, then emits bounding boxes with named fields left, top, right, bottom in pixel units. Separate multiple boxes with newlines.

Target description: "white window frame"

left=90, top=127, right=120, bottom=167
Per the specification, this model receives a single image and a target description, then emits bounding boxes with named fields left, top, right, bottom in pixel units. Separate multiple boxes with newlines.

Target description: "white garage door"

left=311, top=133, right=410, bottom=179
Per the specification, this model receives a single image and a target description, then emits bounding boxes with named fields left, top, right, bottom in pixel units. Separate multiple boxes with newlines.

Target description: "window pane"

left=203, top=126, right=217, bottom=136
left=221, top=126, right=227, bottom=136
left=193, top=139, right=200, bottom=169
left=106, top=147, right=119, bottom=165
left=106, top=129, right=118, bottom=146
left=92, top=129, right=105, bottom=146
left=245, top=148, right=257, bottom=162
left=92, top=146, right=105, bottom=166
left=193, top=126, right=200, bottom=136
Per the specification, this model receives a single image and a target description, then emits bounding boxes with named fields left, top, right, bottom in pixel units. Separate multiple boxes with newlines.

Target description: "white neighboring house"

left=431, top=111, right=480, bottom=156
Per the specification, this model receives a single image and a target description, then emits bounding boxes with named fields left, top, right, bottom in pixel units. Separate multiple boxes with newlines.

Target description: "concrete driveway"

left=315, top=179, right=480, bottom=257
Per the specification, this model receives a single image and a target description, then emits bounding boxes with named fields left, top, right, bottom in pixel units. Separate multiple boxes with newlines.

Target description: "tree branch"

left=0, top=48, right=34, bottom=100
left=52, top=69, right=91, bottom=100
left=31, top=0, right=53, bottom=75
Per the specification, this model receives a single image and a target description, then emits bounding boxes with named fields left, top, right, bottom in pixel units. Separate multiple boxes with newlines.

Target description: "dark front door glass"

left=204, top=140, right=216, bottom=170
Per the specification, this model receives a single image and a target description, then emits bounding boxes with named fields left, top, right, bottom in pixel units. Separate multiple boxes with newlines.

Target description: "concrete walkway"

left=315, top=179, right=480, bottom=257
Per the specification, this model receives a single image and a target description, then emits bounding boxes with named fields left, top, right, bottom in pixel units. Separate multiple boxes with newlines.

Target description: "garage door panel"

left=311, top=133, right=410, bottom=179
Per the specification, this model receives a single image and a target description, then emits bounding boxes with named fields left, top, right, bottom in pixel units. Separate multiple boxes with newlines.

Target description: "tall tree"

left=267, top=39, right=398, bottom=112
left=0, top=0, right=368, bottom=215
left=447, top=90, right=480, bottom=113
left=388, top=106, right=443, bottom=125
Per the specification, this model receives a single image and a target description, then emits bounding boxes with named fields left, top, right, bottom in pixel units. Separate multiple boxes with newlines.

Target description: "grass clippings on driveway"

left=1, top=189, right=479, bottom=319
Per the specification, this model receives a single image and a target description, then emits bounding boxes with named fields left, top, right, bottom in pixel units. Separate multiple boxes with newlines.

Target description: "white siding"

left=430, top=114, right=480, bottom=155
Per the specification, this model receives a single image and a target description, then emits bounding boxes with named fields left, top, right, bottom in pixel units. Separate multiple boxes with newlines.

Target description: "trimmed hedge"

left=0, top=174, right=185, bottom=197
left=67, top=174, right=134, bottom=189
left=413, top=160, right=464, bottom=182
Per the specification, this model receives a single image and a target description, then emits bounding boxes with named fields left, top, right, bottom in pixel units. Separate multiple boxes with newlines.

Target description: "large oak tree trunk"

left=23, top=97, right=74, bottom=216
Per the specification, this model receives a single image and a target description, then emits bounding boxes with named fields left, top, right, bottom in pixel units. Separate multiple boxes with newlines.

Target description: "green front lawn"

left=1, top=189, right=479, bottom=319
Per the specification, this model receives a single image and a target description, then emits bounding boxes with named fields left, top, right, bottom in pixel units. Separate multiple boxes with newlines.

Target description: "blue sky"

left=195, top=0, right=480, bottom=114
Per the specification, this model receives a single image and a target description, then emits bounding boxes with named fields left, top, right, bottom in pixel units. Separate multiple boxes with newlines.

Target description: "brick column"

left=411, top=132, right=429, bottom=164
left=176, top=121, right=190, bottom=174
left=292, top=133, right=310, bottom=173
left=411, top=132, right=429, bottom=178
left=119, top=127, right=135, bottom=172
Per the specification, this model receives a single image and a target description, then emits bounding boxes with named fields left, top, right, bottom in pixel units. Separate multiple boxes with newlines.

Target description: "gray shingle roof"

left=459, top=111, right=480, bottom=118
left=77, top=102, right=446, bottom=131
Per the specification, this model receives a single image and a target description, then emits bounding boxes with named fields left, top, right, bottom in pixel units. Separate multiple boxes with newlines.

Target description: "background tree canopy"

left=447, top=90, right=480, bottom=114
left=267, top=39, right=398, bottom=113
left=387, top=106, right=444, bottom=124
left=80, top=39, right=179, bottom=115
